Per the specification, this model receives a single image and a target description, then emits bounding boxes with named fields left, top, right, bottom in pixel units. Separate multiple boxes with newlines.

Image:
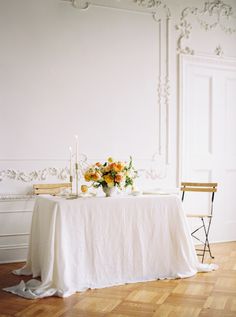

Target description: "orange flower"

left=110, top=162, right=124, bottom=172
left=84, top=173, right=91, bottom=182
left=111, top=163, right=119, bottom=172
left=81, top=185, right=88, bottom=193
left=115, top=174, right=123, bottom=183
left=116, top=162, right=124, bottom=172
left=104, top=174, right=114, bottom=184
left=91, top=172, right=101, bottom=181
left=104, top=165, right=111, bottom=173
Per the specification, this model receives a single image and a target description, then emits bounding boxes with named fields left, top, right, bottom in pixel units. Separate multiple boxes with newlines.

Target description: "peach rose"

left=104, top=165, right=111, bottom=173
left=81, top=185, right=88, bottom=193
left=92, top=172, right=101, bottom=181
left=115, top=174, right=123, bottom=183
left=84, top=173, right=91, bottom=182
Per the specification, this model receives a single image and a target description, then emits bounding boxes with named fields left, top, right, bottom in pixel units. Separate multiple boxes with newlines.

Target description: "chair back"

left=181, top=182, right=218, bottom=216
left=33, top=183, right=72, bottom=195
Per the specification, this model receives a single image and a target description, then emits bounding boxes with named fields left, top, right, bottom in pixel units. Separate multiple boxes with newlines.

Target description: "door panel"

left=180, top=55, right=236, bottom=242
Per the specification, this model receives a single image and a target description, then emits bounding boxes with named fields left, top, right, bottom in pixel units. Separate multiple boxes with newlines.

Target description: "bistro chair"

left=33, top=183, right=72, bottom=195
left=181, top=182, right=218, bottom=263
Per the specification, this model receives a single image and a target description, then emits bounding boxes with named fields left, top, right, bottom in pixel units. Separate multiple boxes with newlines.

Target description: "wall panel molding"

left=63, top=0, right=171, bottom=168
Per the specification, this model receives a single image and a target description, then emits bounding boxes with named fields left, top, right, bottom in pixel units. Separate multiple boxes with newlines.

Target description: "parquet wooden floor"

left=0, top=242, right=236, bottom=317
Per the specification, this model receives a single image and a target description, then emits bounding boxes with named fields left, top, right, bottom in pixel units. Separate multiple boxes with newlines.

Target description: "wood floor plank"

left=0, top=242, right=236, bottom=317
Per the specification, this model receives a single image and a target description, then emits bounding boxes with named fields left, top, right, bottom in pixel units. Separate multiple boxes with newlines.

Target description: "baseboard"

left=0, top=244, right=28, bottom=264
left=0, top=259, right=26, bottom=264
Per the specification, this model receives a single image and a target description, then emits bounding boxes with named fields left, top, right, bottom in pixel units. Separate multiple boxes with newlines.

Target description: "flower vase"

left=102, top=185, right=118, bottom=197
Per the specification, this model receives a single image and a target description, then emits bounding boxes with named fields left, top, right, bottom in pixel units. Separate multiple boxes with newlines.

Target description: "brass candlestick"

left=69, top=175, right=73, bottom=195
left=75, top=162, right=79, bottom=197
left=67, top=171, right=79, bottom=199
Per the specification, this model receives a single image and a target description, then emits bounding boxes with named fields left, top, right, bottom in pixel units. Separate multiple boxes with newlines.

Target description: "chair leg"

left=191, top=218, right=214, bottom=263
left=202, top=217, right=214, bottom=259
left=199, top=218, right=214, bottom=263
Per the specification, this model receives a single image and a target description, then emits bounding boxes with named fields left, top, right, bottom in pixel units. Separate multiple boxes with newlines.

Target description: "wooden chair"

left=33, top=183, right=72, bottom=195
left=181, top=182, right=218, bottom=263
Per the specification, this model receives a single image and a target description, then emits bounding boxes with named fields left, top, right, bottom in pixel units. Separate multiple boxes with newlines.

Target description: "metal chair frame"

left=181, top=182, right=218, bottom=263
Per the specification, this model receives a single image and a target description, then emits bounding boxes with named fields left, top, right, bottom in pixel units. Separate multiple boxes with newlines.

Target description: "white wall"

left=0, top=0, right=236, bottom=262
left=0, top=0, right=174, bottom=194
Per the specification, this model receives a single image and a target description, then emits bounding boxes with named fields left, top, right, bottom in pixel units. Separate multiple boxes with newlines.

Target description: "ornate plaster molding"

left=0, top=167, right=69, bottom=183
left=134, top=0, right=170, bottom=19
left=0, top=155, right=88, bottom=183
left=176, top=0, right=236, bottom=55
left=63, top=0, right=90, bottom=9
left=66, top=0, right=170, bottom=15
left=0, top=195, right=35, bottom=201
left=133, top=0, right=161, bottom=9
left=215, top=45, right=224, bottom=56
left=0, top=154, right=168, bottom=186
left=138, top=152, right=168, bottom=180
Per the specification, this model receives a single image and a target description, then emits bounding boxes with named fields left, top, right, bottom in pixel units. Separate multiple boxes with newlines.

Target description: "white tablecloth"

left=4, top=194, right=217, bottom=299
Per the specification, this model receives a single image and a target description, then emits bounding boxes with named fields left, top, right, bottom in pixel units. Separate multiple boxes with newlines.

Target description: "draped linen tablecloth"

left=4, top=194, right=217, bottom=299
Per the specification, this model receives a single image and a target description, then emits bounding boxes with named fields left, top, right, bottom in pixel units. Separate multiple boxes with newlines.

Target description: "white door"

left=180, top=54, right=236, bottom=243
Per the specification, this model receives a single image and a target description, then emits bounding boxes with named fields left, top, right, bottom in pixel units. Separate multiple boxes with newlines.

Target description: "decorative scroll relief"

left=138, top=152, right=167, bottom=180
left=133, top=0, right=162, bottom=8
left=0, top=167, right=69, bottom=183
left=0, top=195, right=35, bottom=201
left=0, top=155, right=89, bottom=183
left=0, top=166, right=166, bottom=183
left=67, top=0, right=169, bottom=14
left=215, top=45, right=224, bottom=56
left=176, top=0, right=236, bottom=55
left=71, top=0, right=90, bottom=9
left=0, top=155, right=167, bottom=184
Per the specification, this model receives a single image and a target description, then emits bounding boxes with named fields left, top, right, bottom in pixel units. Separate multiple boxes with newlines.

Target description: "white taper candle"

left=69, top=146, right=72, bottom=176
left=75, top=135, right=78, bottom=164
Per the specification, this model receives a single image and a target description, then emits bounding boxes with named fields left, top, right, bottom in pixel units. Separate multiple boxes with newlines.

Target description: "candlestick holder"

left=75, top=162, right=79, bottom=197
left=69, top=175, right=73, bottom=194
left=67, top=163, right=80, bottom=199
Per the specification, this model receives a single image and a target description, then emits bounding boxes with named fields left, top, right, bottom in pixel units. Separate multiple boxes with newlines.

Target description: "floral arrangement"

left=81, top=157, right=137, bottom=193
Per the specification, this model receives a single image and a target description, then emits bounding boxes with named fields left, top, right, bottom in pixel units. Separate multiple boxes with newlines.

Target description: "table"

left=4, top=194, right=217, bottom=299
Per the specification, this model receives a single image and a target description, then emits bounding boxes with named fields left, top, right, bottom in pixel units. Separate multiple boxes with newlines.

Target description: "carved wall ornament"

left=133, top=0, right=170, bottom=20
left=66, top=0, right=171, bottom=17
left=0, top=155, right=88, bottom=183
left=176, top=0, right=236, bottom=54
left=133, top=0, right=162, bottom=9
left=0, top=194, right=35, bottom=201
left=138, top=152, right=168, bottom=180
left=0, top=167, right=70, bottom=183
left=215, top=45, right=224, bottom=56
left=69, top=0, right=90, bottom=9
